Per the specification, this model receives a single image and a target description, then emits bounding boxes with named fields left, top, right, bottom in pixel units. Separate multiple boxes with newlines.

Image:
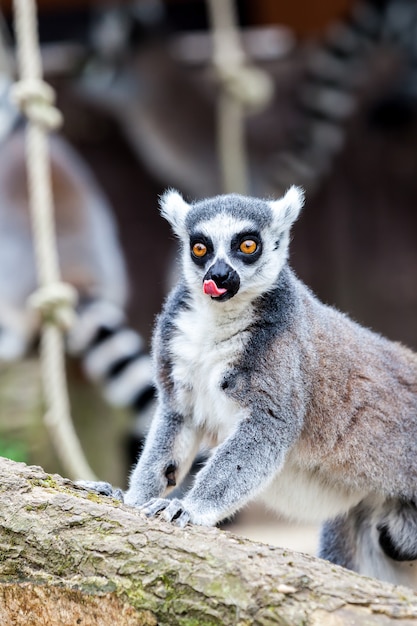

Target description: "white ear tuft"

left=269, top=185, right=304, bottom=231
left=159, top=189, right=191, bottom=237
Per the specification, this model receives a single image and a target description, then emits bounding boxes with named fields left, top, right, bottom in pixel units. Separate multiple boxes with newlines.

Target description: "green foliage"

left=0, top=440, right=28, bottom=463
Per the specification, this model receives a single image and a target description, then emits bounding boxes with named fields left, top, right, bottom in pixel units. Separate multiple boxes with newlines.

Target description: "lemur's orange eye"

left=239, top=240, right=257, bottom=254
left=192, top=242, right=207, bottom=258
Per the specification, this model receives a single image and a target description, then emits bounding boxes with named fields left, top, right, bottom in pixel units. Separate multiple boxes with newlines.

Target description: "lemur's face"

left=160, top=187, right=304, bottom=303
left=186, top=213, right=268, bottom=302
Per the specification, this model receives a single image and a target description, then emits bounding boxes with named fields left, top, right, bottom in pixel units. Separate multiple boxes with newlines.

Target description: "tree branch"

left=0, top=457, right=416, bottom=625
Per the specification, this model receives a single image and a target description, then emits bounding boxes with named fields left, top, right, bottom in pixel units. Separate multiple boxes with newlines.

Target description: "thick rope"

left=12, top=0, right=96, bottom=480
left=206, top=0, right=274, bottom=194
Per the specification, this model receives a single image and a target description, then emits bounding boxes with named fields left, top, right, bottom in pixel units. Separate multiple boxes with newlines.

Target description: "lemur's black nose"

left=209, top=260, right=233, bottom=286
left=204, top=259, right=240, bottom=300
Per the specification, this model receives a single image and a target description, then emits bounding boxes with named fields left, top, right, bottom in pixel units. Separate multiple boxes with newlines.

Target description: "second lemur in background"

left=0, top=79, right=156, bottom=451
left=272, top=0, right=417, bottom=194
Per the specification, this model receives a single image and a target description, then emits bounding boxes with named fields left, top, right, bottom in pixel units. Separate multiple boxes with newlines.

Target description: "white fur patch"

left=159, top=190, right=191, bottom=238
left=259, top=457, right=366, bottom=524
left=269, top=185, right=304, bottom=231
left=169, top=297, right=253, bottom=445
left=195, top=214, right=254, bottom=242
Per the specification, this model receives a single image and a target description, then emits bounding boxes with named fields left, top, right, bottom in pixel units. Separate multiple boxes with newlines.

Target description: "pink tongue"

left=203, top=279, right=227, bottom=297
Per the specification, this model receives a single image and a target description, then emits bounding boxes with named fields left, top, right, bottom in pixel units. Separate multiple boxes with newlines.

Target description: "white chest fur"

left=169, top=299, right=252, bottom=443
left=259, top=455, right=366, bottom=524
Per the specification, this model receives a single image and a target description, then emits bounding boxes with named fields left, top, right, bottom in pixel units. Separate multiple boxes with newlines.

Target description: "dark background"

left=2, top=0, right=417, bottom=353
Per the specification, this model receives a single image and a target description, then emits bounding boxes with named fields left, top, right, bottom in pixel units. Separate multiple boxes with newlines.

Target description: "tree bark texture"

left=0, top=457, right=417, bottom=625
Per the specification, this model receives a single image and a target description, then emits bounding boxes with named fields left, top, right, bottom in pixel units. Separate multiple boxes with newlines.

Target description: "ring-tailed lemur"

left=0, top=78, right=155, bottom=447
left=271, top=0, right=417, bottom=194
left=80, top=187, right=417, bottom=588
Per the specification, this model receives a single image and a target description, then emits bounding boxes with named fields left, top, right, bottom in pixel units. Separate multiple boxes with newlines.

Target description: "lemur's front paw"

left=141, top=497, right=191, bottom=527
left=76, top=480, right=124, bottom=502
left=140, top=497, right=218, bottom=527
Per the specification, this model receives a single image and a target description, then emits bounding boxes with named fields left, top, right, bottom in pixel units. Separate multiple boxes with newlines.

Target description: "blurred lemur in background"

left=0, top=78, right=155, bottom=458
left=82, top=187, right=417, bottom=589
left=272, top=0, right=417, bottom=194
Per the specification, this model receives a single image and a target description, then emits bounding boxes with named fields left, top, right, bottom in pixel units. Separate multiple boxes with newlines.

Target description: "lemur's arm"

left=142, top=405, right=301, bottom=527
left=77, top=406, right=203, bottom=504
left=124, top=405, right=203, bottom=507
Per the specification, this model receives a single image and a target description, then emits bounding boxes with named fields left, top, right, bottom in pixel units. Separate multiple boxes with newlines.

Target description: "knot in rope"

left=10, top=78, right=63, bottom=130
left=215, top=63, right=274, bottom=112
left=28, top=282, right=78, bottom=330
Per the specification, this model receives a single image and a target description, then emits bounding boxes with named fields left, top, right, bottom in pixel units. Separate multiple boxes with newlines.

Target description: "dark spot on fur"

left=165, top=463, right=177, bottom=487
left=222, top=374, right=238, bottom=391
left=237, top=465, right=241, bottom=471
left=273, top=236, right=282, bottom=250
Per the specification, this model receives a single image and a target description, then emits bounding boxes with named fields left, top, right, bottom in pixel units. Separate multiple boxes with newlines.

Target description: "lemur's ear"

left=159, top=189, right=191, bottom=237
left=269, top=186, right=304, bottom=232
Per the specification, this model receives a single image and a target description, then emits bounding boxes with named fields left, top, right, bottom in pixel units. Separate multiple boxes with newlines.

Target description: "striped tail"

left=67, top=299, right=156, bottom=456
left=270, top=0, right=391, bottom=194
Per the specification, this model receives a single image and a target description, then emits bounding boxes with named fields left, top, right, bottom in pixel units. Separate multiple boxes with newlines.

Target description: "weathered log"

left=0, top=457, right=416, bottom=625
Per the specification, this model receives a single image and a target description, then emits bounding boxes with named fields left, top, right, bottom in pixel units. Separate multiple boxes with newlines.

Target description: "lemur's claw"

left=141, top=497, right=191, bottom=527
left=140, top=497, right=168, bottom=516
left=76, top=480, right=124, bottom=502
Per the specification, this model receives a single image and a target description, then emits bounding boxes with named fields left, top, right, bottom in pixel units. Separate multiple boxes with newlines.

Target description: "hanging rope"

left=0, top=10, right=12, bottom=75
left=206, top=0, right=274, bottom=194
left=11, top=0, right=96, bottom=480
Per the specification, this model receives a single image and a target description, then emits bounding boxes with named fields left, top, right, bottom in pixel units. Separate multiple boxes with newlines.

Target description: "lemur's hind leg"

left=320, top=497, right=417, bottom=587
